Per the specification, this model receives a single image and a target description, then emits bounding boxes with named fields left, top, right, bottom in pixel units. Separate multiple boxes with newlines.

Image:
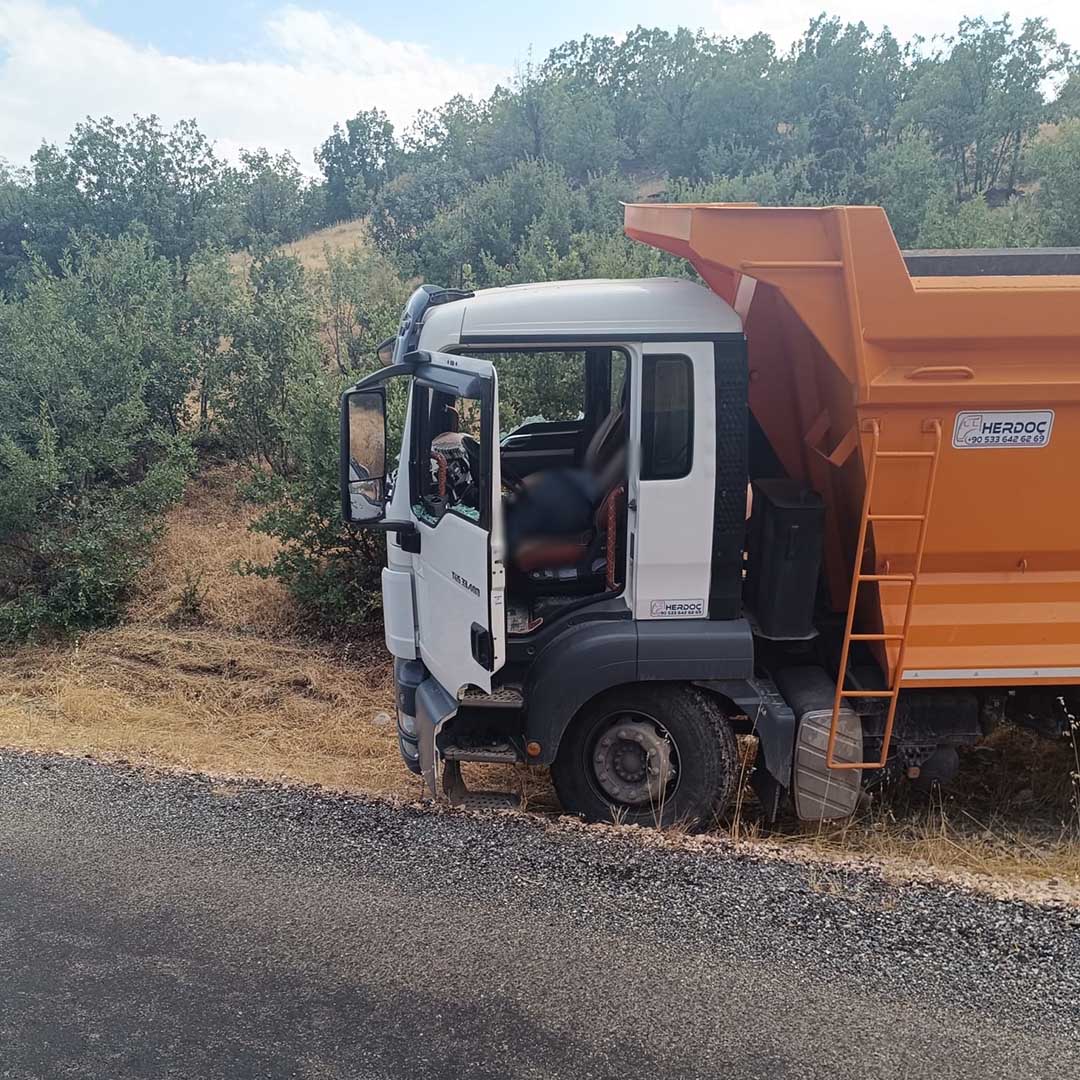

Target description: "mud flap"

left=415, top=676, right=460, bottom=797
left=793, top=706, right=863, bottom=821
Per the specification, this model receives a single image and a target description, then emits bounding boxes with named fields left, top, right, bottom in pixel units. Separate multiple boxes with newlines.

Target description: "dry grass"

left=284, top=219, right=369, bottom=272
left=129, top=464, right=293, bottom=635
left=0, top=625, right=412, bottom=796
left=746, top=726, right=1080, bottom=893
left=785, top=800, right=1080, bottom=897
left=229, top=219, right=369, bottom=275
left=0, top=462, right=411, bottom=794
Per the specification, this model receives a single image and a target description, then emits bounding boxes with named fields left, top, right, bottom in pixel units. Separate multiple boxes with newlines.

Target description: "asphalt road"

left=1, top=752, right=1078, bottom=1080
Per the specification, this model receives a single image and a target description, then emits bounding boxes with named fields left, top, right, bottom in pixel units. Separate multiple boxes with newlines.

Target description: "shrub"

left=1028, top=120, right=1080, bottom=246
left=916, top=191, right=1045, bottom=249
left=241, top=368, right=386, bottom=633
left=0, top=233, right=193, bottom=640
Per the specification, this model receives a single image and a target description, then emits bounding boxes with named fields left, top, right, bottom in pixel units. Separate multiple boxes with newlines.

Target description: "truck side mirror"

left=341, top=388, right=388, bottom=524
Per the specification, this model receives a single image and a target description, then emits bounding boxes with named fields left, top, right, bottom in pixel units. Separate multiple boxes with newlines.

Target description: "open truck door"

left=342, top=350, right=506, bottom=697
left=407, top=351, right=506, bottom=696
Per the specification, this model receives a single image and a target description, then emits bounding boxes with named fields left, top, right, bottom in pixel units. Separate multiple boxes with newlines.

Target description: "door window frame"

left=408, top=371, right=495, bottom=531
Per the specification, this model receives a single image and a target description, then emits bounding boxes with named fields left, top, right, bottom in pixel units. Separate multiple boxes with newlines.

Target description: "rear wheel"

left=551, top=683, right=738, bottom=829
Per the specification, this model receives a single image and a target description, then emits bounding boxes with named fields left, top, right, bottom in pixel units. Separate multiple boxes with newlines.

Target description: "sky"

left=1, top=0, right=1078, bottom=173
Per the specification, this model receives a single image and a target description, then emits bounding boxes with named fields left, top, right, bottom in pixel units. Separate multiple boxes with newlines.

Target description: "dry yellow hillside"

left=230, top=218, right=370, bottom=274
left=283, top=218, right=369, bottom=271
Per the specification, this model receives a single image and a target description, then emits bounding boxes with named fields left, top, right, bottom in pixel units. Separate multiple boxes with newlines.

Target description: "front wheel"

left=551, top=683, right=738, bottom=830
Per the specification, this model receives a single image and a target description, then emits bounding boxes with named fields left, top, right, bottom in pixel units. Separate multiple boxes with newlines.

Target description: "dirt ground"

left=1, top=467, right=1078, bottom=900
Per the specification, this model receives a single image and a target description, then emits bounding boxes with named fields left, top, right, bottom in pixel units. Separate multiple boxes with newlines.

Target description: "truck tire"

left=551, top=683, right=738, bottom=830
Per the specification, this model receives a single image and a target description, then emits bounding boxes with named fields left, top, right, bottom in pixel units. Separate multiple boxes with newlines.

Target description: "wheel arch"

left=524, top=617, right=755, bottom=765
left=524, top=620, right=638, bottom=765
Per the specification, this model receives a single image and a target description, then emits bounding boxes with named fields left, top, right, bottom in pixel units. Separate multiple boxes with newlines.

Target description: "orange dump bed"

left=625, top=203, right=1080, bottom=688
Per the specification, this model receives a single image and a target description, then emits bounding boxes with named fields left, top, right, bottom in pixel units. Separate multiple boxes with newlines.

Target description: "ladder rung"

left=838, top=689, right=896, bottom=698
left=876, top=450, right=937, bottom=459
left=857, top=573, right=915, bottom=583
left=849, top=633, right=905, bottom=641
left=867, top=513, right=925, bottom=522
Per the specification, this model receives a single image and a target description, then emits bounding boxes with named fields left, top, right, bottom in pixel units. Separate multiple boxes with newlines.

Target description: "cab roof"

left=419, top=276, right=741, bottom=348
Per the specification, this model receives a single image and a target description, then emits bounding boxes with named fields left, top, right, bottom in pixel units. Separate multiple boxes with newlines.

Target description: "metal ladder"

left=826, top=418, right=944, bottom=770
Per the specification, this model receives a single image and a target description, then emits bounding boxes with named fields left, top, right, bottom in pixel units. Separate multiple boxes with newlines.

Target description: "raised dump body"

left=625, top=203, right=1080, bottom=690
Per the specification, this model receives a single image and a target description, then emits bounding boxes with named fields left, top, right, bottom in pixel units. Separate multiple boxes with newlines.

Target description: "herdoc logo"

left=953, top=410, right=1054, bottom=449
left=650, top=598, right=705, bottom=618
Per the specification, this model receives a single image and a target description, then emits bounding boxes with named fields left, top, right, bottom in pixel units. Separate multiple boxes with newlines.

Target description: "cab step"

left=458, top=684, right=525, bottom=709
left=442, top=760, right=520, bottom=811
left=441, top=736, right=522, bottom=764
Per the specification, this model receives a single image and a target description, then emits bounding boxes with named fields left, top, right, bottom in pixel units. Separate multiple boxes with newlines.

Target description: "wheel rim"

left=586, top=710, right=680, bottom=809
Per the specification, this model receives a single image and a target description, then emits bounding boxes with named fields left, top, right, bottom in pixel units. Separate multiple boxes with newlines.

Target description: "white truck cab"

left=342, top=278, right=818, bottom=826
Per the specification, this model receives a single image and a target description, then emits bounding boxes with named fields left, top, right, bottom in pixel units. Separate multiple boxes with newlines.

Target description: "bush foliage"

left=0, top=234, right=193, bottom=640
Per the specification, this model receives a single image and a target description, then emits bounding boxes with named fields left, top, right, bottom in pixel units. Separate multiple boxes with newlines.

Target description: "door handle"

left=470, top=622, right=493, bottom=670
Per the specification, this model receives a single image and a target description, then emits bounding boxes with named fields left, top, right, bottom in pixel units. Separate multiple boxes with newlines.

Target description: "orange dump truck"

left=346, top=201, right=1079, bottom=826
left=627, top=202, right=1080, bottom=796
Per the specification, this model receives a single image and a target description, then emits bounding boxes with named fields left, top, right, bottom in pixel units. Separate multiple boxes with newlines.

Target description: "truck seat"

left=511, top=484, right=626, bottom=593
left=505, top=392, right=627, bottom=592
left=583, top=402, right=626, bottom=491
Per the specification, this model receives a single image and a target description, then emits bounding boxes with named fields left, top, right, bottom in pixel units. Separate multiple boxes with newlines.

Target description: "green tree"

left=184, top=246, right=248, bottom=436
left=0, top=233, right=193, bottom=640
left=204, top=247, right=390, bottom=631
left=405, top=159, right=579, bottom=286
left=213, top=250, right=321, bottom=475
left=403, top=95, right=496, bottom=179
left=316, top=109, right=398, bottom=222
left=313, top=244, right=409, bottom=375
left=545, top=80, right=623, bottom=180
left=242, top=369, right=386, bottom=632
left=666, top=166, right=818, bottom=207
left=1054, top=67, right=1080, bottom=118
left=486, top=60, right=560, bottom=165
left=901, top=17, right=1067, bottom=199
left=235, top=148, right=317, bottom=245
left=28, top=115, right=235, bottom=269
left=916, top=190, right=1044, bottom=248
left=631, top=27, right=721, bottom=177
left=863, top=133, right=948, bottom=247
left=804, top=84, right=869, bottom=198
left=785, top=18, right=909, bottom=146
left=368, top=160, right=472, bottom=256
left=693, top=34, right=784, bottom=177
left=0, top=161, right=32, bottom=292
left=544, top=33, right=641, bottom=162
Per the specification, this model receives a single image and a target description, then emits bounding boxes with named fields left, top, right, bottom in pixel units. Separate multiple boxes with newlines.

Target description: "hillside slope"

left=230, top=218, right=370, bottom=275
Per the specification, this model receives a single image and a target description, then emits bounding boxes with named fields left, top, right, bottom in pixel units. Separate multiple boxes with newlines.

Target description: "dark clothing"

left=506, top=468, right=601, bottom=552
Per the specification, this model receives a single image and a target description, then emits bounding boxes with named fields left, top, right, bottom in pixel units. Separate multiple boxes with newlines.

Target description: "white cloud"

left=706, top=0, right=1080, bottom=54
left=0, top=1, right=507, bottom=172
